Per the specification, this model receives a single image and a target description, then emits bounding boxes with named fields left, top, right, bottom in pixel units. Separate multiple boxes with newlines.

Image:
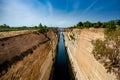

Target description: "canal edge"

left=63, top=32, right=76, bottom=80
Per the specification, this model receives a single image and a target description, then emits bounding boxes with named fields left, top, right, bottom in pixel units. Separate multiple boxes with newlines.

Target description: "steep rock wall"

left=0, top=30, right=58, bottom=80
left=0, top=33, right=47, bottom=64
left=64, top=28, right=116, bottom=80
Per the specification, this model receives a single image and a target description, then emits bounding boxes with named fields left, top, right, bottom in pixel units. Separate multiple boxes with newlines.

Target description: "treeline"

left=0, top=24, right=36, bottom=32
left=71, top=20, right=120, bottom=30
left=37, top=24, right=48, bottom=33
left=0, top=23, right=57, bottom=33
left=37, top=23, right=56, bottom=33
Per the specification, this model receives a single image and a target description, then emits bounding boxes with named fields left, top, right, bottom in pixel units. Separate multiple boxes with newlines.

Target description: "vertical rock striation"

left=64, top=28, right=116, bottom=80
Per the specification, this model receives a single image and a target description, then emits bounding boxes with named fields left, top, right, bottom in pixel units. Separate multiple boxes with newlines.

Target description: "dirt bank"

left=63, top=28, right=116, bottom=80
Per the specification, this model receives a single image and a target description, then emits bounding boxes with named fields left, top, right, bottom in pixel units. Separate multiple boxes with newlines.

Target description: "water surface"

left=52, top=32, right=70, bottom=80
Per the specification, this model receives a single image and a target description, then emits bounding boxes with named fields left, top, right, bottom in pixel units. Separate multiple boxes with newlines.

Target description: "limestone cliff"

left=64, top=28, right=116, bottom=80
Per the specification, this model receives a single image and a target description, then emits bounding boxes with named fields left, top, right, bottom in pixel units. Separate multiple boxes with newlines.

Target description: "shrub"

left=37, top=24, right=49, bottom=34
left=70, top=34, right=75, bottom=40
left=92, top=30, right=120, bottom=79
left=83, top=21, right=92, bottom=28
left=117, top=20, right=120, bottom=26
left=105, top=21, right=116, bottom=32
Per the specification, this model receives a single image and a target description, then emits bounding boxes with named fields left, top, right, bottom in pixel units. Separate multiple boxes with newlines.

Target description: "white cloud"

left=0, top=0, right=81, bottom=27
left=0, top=0, right=42, bottom=26
left=0, top=0, right=119, bottom=27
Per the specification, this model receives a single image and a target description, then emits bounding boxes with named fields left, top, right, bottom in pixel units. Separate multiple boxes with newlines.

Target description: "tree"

left=101, top=23, right=106, bottom=28
left=83, top=21, right=92, bottom=28
left=38, top=23, right=42, bottom=27
left=117, top=20, right=120, bottom=26
left=0, top=24, right=9, bottom=28
left=77, top=22, right=83, bottom=27
left=106, top=20, right=116, bottom=31
left=93, top=22, right=102, bottom=28
left=38, top=23, right=49, bottom=33
left=34, top=26, right=37, bottom=28
left=3, top=24, right=10, bottom=28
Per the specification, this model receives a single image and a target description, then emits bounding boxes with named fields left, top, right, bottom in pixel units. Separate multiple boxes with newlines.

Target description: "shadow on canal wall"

left=49, top=32, right=59, bottom=80
left=51, top=32, right=75, bottom=80
left=63, top=34, right=76, bottom=80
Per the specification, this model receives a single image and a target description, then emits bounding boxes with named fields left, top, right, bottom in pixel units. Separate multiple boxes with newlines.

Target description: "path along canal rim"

left=52, top=31, right=70, bottom=80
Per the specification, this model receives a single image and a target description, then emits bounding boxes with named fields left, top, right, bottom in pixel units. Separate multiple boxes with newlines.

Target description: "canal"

left=52, top=32, right=70, bottom=80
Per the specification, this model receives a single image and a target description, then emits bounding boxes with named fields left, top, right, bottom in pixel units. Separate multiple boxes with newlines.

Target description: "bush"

left=92, top=30, right=120, bottom=79
left=37, top=23, right=49, bottom=33
left=117, top=20, right=120, bottom=26
left=106, top=21, right=116, bottom=32
left=83, top=21, right=92, bottom=28
left=93, top=22, right=102, bottom=28
left=70, top=34, right=75, bottom=40
left=38, top=26, right=49, bottom=33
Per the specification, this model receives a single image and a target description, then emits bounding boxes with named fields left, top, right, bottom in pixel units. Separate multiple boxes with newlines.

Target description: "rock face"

left=0, top=30, right=58, bottom=80
left=0, top=30, right=36, bottom=39
left=0, top=33, right=47, bottom=64
left=64, top=28, right=116, bottom=80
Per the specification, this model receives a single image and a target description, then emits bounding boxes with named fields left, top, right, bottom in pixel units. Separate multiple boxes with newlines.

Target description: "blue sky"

left=0, top=0, right=120, bottom=27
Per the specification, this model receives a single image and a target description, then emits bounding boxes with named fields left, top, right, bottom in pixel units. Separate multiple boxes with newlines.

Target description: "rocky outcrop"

left=64, top=28, right=116, bottom=80
left=0, top=30, right=58, bottom=80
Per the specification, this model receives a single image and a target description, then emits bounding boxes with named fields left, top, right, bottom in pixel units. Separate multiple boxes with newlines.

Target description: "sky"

left=0, top=0, right=120, bottom=27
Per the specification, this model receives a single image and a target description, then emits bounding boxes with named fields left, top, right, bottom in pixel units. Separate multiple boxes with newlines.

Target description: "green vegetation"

left=37, top=23, right=58, bottom=34
left=69, top=34, right=75, bottom=40
left=71, top=20, right=120, bottom=31
left=83, top=21, right=92, bottom=28
left=0, top=23, right=56, bottom=34
left=105, top=21, right=116, bottom=32
left=68, top=19, right=120, bottom=79
left=0, top=24, right=36, bottom=32
left=93, top=21, right=102, bottom=28
left=92, top=29, right=120, bottom=79
left=37, top=23, right=49, bottom=33
left=117, top=20, right=120, bottom=26
left=0, top=24, right=10, bottom=28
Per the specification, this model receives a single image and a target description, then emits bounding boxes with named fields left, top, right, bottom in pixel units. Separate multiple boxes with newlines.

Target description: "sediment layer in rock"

left=0, top=30, right=58, bottom=80
left=64, top=28, right=116, bottom=80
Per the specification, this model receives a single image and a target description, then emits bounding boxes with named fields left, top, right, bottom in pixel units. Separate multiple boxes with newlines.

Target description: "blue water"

left=52, top=32, right=70, bottom=80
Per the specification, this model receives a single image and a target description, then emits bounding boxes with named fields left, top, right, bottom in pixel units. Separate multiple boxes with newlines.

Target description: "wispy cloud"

left=46, top=1, right=53, bottom=16
left=0, top=0, right=41, bottom=26
left=0, top=0, right=78, bottom=27
left=65, top=0, right=69, bottom=12
left=0, top=0, right=119, bottom=27
left=73, top=0, right=79, bottom=11
left=82, top=0, right=98, bottom=15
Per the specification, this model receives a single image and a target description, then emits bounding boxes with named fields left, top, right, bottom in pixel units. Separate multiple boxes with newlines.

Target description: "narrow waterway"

left=52, top=32, right=70, bottom=80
